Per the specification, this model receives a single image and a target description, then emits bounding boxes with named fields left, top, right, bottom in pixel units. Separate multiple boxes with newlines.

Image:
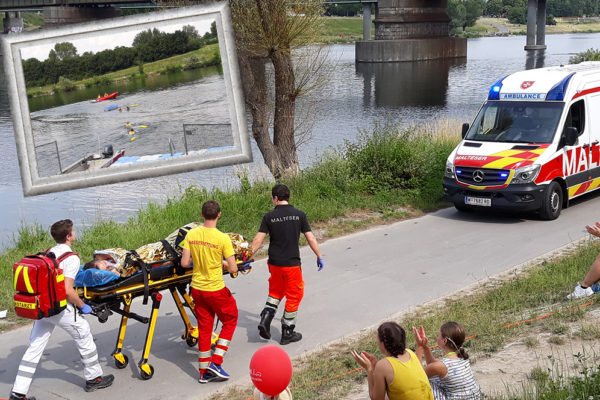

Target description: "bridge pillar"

left=363, top=3, right=371, bottom=41
left=3, top=11, right=24, bottom=34
left=43, top=6, right=121, bottom=26
left=355, top=0, right=466, bottom=63
left=525, top=0, right=546, bottom=50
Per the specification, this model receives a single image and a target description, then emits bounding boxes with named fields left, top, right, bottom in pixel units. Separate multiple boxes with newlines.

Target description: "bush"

left=507, top=5, right=526, bottom=24
left=341, top=121, right=456, bottom=194
left=206, top=51, right=221, bottom=66
left=570, top=48, right=600, bottom=64
left=160, top=63, right=182, bottom=75
left=57, top=76, right=75, bottom=92
left=183, top=55, right=201, bottom=70
left=90, top=76, right=111, bottom=87
left=546, top=14, right=557, bottom=26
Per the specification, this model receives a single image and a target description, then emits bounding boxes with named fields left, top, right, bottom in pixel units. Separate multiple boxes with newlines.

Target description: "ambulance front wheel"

left=540, top=181, right=563, bottom=220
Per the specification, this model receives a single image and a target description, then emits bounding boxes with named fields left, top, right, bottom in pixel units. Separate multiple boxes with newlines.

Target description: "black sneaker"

left=9, top=392, right=36, bottom=400
left=85, top=374, right=114, bottom=392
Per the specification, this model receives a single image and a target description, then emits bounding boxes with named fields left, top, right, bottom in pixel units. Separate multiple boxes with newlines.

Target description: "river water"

left=1, top=33, right=600, bottom=249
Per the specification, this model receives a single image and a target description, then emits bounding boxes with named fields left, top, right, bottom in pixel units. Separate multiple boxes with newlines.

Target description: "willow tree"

left=155, top=0, right=326, bottom=178
left=229, top=0, right=325, bottom=178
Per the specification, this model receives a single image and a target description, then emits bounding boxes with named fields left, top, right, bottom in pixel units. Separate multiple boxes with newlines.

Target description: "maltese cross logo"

left=521, top=81, right=534, bottom=89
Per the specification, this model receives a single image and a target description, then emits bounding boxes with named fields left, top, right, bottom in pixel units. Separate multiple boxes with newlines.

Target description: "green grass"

left=319, top=16, right=373, bottom=42
left=494, top=351, right=600, bottom=400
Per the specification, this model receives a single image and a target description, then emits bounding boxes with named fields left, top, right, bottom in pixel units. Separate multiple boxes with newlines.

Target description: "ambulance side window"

left=562, top=100, right=586, bottom=137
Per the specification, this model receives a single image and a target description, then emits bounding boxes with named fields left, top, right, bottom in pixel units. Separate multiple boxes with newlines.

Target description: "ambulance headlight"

left=445, top=160, right=455, bottom=178
left=511, top=164, right=541, bottom=184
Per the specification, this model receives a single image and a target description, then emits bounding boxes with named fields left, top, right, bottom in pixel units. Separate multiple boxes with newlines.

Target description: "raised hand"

left=351, top=350, right=376, bottom=373
left=586, top=221, right=600, bottom=238
left=412, top=325, right=429, bottom=347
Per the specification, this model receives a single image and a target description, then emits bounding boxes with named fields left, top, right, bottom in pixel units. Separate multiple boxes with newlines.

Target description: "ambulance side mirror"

left=564, top=127, right=578, bottom=147
left=461, top=123, right=470, bottom=139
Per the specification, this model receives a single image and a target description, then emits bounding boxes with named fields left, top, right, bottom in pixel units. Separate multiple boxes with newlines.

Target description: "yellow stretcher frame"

left=78, top=262, right=200, bottom=380
left=77, top=256, right=251, bottom=380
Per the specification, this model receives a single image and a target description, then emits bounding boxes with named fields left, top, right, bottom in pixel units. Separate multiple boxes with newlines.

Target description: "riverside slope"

left=0, top=198, right=598, bottom=399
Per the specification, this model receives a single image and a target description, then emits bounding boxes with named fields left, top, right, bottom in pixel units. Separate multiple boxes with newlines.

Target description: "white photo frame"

left=2, top=2, right=251, bottom=196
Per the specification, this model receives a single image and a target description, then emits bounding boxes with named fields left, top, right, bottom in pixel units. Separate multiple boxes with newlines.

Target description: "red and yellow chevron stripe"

left=456, top=145, right=549, bottom=169
left=569, top=177, right=600, bottom=198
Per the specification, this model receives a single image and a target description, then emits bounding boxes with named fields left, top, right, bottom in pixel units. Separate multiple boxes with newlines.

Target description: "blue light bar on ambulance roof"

left=488, top=75, right=507, bottom=100
left=545, top=72, right=575, bottom=101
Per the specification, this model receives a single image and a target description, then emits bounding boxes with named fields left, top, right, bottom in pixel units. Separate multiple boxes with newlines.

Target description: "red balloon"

left=249, top=345, right=292, bottom=396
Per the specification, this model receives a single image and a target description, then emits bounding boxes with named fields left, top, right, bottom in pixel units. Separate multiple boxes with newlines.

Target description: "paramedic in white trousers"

left=9, top=219, right=114, bottom=400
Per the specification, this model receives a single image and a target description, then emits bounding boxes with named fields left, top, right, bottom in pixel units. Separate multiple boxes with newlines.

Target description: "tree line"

left=23, top=22, right=217, bottom=87
left=484, top=0, right=600, bottom=23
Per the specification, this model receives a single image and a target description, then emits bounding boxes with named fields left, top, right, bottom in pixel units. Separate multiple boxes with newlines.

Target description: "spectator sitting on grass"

left=412, top=322, right=481, bottom=400
left=568, top=221, right=600, bottom=299
left=351, top=321, right=433, bottom=400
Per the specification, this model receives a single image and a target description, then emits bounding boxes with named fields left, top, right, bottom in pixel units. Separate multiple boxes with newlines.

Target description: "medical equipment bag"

left=13, top=251, right=76, bottom=319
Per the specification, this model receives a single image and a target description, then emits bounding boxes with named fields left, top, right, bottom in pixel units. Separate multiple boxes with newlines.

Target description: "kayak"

left=104, top=105, right=118, bottom=111
left=92, top=92, right=118, bottom=102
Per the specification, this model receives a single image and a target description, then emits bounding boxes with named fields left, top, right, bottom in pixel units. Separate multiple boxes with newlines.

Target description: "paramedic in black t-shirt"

left=250, top=184, right=324, bottom=345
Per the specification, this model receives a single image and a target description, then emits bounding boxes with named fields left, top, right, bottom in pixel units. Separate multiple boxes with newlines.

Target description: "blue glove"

left=79, top=304, right=92, bottom=314
left=239, top=261, right=252, bottom=271
left=317, top=258, right=324, bottom=272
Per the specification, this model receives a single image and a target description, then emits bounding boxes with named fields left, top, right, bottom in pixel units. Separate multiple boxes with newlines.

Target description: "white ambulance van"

left=443, top=61, right=600, bottom=220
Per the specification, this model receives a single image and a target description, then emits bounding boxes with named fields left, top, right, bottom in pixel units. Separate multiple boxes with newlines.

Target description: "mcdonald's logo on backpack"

left=13, top=251, right=77, bottom=319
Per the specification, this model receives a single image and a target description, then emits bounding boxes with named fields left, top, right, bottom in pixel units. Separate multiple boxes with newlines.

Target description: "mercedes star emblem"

left=473, top=170, right=485, bottom=183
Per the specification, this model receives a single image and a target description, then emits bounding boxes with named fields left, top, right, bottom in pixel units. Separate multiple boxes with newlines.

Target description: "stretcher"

left=77, top=242, right=252, bottom=380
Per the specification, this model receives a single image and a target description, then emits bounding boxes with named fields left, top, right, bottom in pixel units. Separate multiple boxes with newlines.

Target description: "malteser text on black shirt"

left=258, top=204, right=311, bottom=267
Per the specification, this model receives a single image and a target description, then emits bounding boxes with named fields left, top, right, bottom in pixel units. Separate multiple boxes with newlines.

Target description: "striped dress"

left=429, top=357, right=481, bottom=400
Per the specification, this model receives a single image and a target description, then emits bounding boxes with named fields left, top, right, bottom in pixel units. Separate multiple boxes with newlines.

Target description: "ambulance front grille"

left=455, top=166, right=510, bottom=186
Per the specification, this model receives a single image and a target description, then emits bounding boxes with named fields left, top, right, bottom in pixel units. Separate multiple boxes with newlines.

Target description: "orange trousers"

left=267, top=264, right=305, bottom=312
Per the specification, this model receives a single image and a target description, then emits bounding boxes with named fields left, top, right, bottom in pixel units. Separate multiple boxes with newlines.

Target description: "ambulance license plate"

left=465, top=196, right=491, bottom=207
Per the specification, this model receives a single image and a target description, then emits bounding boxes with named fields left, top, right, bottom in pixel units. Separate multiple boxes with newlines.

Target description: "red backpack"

left=13, top=250, right=77, bottom=319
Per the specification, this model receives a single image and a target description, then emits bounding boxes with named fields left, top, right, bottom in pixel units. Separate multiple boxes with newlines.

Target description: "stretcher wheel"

left=186, top=336, right=198, bottom=347
left=140, top=364, right=154, bottom=380
left=114, top=354, right=128, bottom=369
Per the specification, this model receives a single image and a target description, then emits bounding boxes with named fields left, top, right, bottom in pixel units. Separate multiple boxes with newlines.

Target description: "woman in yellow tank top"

left=351, top=322, right=434, bottom=400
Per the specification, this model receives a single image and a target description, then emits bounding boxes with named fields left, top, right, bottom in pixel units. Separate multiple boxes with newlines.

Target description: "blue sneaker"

left=207, top=362, right=230, bottom=380
left=198, top=370, right=218, bottom=384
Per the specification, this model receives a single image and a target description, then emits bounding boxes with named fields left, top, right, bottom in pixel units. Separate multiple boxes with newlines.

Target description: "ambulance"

left=443, top=61, right=600, bottom=220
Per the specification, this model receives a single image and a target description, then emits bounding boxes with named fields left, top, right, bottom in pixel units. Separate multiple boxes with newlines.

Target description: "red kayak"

left=92, top=92, right=118, bottom=102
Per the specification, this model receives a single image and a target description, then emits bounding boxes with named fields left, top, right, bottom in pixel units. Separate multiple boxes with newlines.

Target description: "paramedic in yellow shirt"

left=181, top=200, right=238, bottom=384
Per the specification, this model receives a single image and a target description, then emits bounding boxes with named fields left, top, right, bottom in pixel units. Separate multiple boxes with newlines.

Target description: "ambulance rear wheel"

left=540, top=181, right=562, bottom=220
left=114, top=354, right=128, bottom=369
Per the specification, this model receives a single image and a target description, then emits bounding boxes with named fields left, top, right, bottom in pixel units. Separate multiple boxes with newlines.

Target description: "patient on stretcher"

left=84, top=259, right=120, bottom=276
left=78, top=223, right=253, bottom=286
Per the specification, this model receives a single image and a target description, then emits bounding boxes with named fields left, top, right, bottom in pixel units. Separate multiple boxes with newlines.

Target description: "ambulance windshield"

left=465, top=101, right=564, bottom=144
